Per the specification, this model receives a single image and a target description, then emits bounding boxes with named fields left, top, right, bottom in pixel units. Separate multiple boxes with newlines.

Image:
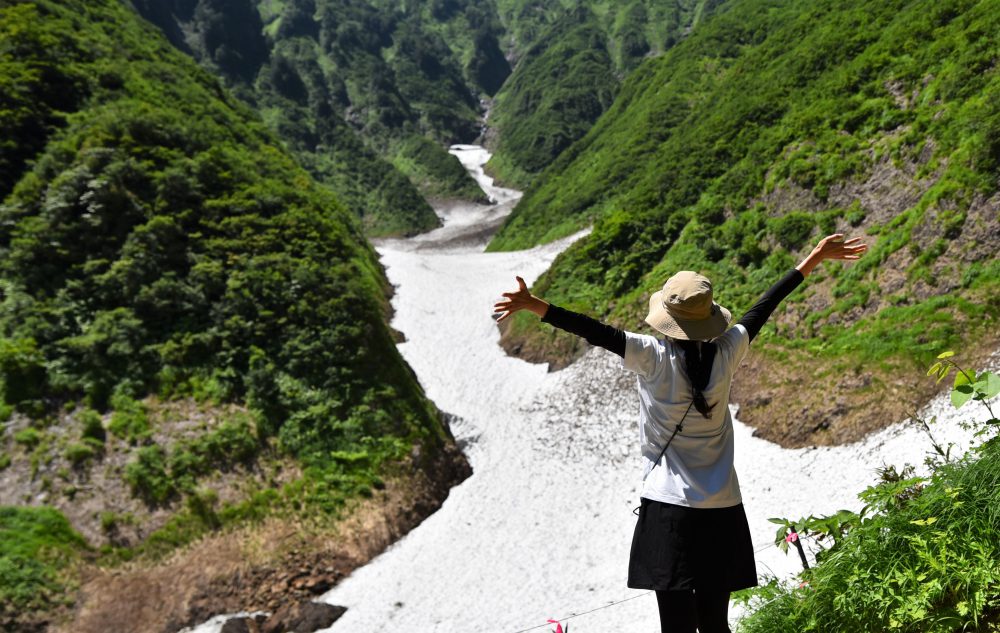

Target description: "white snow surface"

left=184, top=146, right=995, bottom=633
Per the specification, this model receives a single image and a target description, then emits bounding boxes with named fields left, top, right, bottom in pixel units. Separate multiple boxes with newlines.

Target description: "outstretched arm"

left=493, top=276, right=626, bottom=357
left=738, top=234, right=867, bottom=342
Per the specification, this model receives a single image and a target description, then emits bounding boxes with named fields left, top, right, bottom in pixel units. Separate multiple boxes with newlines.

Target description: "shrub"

left=166, top=413, right=261, bottom=492
left=98, top=511, right=118, bottom=534
left=79, top=409, right=106, bottom=442
left=771, top=211, right=816, bottom=250
left=123, top=446, right=174, bottom=505
left=63, top=442, right=95, bottom=467
left=186, top=488, right=220, bottom=530
left=13, top=427, right=41, bottom=448
left=197, top=416, right=258, bottom=465
left=98, top=511, right=133, bottom=534
left=845, top=201, right=866, bottom=226
left=107, top=395, right=149, bottom=444
left=0, top=338, right=46, bottom=405
left=0, top=506, right=87, bottom=617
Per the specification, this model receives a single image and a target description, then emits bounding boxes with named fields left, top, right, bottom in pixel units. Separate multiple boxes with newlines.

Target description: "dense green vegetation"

left=490, top=0, right=999, bottom=378
left=484, top=7, right=619, bottom=187
left=132, top=0, right=490, bottom=235
left=132, top=1, right=719, bottom=207
left=0, top=0, right=441, bottom=442
left=256, top=0, right=489, bottom=202
left=0, top=0, right=453, bottom=617
left=392, top=135, right=489, bottom=203
left=742, top=438, right=1000, bottom=631
left=491, top=0, right=721, bottom=70
left=0, top=506, right=88, bottom=624
left=485, top=0, right=723, bottom=187
left=737, top=362, right=1000, bottom=632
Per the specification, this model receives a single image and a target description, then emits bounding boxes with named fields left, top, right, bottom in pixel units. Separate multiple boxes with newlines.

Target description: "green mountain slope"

left=483, top=7, right=619, bottom=187
left=129, top=0, right=489, bottom=236
left=130, top=1, right=720, bottom=206
left=489, top=0, right=999, bottom=446
left=0, top=0, right=461, bottom=624
left=252, top=0, right=491, bottom=197
left=484, top=0, right=724, bottom=187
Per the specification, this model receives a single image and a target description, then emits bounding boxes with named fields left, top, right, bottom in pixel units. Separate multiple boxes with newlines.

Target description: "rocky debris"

left=58, top=432, right=471, bottom=633
left=218, top=604, right=347, bottom=633
left=175, top=441, right=471, bottom=632
left=220, top=614, right=267, bottom=633
left=187, top=558, right=345, bottom=622
left=262, top=602, right=347, bottom=633
left=525, top=351, right=638, bottom=468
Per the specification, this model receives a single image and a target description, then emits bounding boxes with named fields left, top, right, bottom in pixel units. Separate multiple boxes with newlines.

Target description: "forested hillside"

left=0, top=1, right=466, bottom=629
left=484, top=0, right=724, bottom=187
left=491, top=0, right=1000, bottom=446
left=131, top=1, right=722, bottom=219
left=130, top=0, right=490, bottom=236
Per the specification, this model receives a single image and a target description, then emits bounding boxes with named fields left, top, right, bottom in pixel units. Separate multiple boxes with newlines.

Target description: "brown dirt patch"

left=50, top=442, right=470, bottom=633
left=0, top=399, right=286, bottom=550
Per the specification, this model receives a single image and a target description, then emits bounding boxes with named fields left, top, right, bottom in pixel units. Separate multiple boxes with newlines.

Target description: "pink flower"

left=785, top=532, right=799, bottom=543
left=547, top=619, right=564, bottom=633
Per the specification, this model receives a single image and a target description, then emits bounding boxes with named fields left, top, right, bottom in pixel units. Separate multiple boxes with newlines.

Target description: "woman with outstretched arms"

left=494, top=234, right=867, bottom=633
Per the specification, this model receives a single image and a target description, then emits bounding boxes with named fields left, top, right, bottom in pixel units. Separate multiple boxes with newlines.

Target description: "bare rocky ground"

left=49, top=440, right=469, bottom=633
left=0, top=400, right=281, bottom=549
left=0, top=395, right=470, bottom=633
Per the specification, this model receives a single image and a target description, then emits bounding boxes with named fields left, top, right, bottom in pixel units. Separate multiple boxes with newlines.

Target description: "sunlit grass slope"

left=489, top=0, right=999, bottom=382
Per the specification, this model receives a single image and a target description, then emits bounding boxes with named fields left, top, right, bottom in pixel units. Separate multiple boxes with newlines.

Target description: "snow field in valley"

left=186, top=146, right=991, bottom=633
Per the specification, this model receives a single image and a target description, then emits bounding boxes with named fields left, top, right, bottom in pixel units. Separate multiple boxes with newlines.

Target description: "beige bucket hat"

left=645, top=271, right=732, bottom=340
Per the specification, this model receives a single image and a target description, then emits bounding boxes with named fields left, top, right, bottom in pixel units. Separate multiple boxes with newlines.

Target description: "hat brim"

left=645, top=291, right=732, bottom=341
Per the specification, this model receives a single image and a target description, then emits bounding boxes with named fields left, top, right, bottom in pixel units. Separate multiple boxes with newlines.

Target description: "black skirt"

left=628, top=498, right=758, bottom=592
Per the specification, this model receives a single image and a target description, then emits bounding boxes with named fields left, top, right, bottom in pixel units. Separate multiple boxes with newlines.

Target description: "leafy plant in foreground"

left=738, top=355, right=1000, bottom=632
left=927, top=351, right=1000, bottom=422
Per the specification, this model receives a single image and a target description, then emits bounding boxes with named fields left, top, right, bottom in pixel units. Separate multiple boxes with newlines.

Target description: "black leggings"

left=655, top=589, right=731, bottom=633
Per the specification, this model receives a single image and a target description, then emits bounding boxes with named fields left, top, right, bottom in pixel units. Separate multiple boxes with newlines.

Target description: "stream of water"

left=188, top=146, right=990, bottom=633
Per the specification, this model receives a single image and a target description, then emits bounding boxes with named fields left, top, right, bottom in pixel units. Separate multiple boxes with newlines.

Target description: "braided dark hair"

left=675, top=339, right=717, bottom=418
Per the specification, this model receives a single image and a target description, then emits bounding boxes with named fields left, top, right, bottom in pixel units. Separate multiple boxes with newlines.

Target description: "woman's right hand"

left=493, top=276, right=549, bottom=322
left=796, top=234, right=868, bottom=276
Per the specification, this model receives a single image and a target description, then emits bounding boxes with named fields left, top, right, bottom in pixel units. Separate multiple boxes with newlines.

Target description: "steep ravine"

left=182, top=146, right=994, bottom=633
left=275, top=148, right=987, bottom=631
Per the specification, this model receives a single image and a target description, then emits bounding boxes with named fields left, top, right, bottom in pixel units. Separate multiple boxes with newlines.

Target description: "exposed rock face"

left=262, top=602, right=346, bottom=633
left=220, top=614, right=267, bottom=633
left=212, top=603, right=348, bottom=633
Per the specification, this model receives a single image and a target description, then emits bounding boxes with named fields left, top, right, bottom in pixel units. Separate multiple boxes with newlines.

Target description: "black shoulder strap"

left=642, top=400, right=695, bottom=482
